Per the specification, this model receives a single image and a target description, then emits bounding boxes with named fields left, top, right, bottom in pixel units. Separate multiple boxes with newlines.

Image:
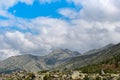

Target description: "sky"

left=0, top=0, right=120, bottom=60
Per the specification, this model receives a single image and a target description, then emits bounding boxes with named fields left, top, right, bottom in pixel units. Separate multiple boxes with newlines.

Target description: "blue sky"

left=8, top=0, right=80, bottom=18
left=5, top=0, right=82, bottom=34
left=0, top=16, right=8, bottom=20
left=0, top=0, right=120, bottom=60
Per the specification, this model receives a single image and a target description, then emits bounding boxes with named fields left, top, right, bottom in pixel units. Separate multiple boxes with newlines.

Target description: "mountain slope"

left=83, top=43, right=114, bottom=55
left=0, top=49, right=80, bottom=73
left=79, top=55, right=120, bottom=73
left=45, top=49, right=80, bottom=66
left=57, top=43, right=120, bottom=69
left=47, top=49, right=80, bottom=60
left=0, top=54, right=47, bottom=73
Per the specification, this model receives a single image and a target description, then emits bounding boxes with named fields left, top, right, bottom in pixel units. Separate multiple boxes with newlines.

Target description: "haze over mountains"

left=0, top=42, right=120, bottom=73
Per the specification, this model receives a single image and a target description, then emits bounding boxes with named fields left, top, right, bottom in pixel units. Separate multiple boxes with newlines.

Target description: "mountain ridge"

left=57, top=43, right=120, bottom=69
left=0, top=43, right=120, bottom=73
left=0, top=48, right=81, bottom=73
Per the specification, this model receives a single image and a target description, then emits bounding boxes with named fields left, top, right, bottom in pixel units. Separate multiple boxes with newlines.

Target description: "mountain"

left=0, top=42, right=120, bottom=73
left=57, top=43, right=120, bottom=69
left=83, top=43, right=114, bottom=55
left=47, top=49, right=80, bottom=60
left=44, top=48, right=81, bottom=68
left=79, top=55, right=120, bottom=73
left=0, top=54, right=47, bottom=73
left=0, top=49, right=80, bottom=73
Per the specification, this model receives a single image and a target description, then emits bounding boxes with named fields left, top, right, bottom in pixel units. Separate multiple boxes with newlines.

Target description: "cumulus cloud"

left=5, top=31, right=36, bottom=51
left=0, top=0, right=17, bottom=10
left=0, top=49, right=20, bottom=60
left=0, top=0, right=34, bottom=19
left=0, top=0, right=34, bottom=10
left=0, top=0, right=120, bottom=60
left=66, top=0, right=120, bottom=21
left=58, top=8, right=78, bottom=19
left=1, top=18, right=120, bottom=56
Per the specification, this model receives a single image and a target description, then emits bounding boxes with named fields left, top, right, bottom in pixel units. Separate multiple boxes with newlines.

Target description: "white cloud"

left=0, top=17, right=120, bottom=60
left=39, top=0, right=60, bottom=4
left=0, top=0, right=17, bottom=10
left=0, top=0, right=35, bottom=19
left=66, top=0, right=120, bottom=21
left=5, top=31, right=37, bottom=52
left=0, top=0, right=34, bottom=10
left=0, top=0, right=120, bottom=60
left=58, top=8, right=78, bottom=19
left=0, top=49, right=21, bottom=60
